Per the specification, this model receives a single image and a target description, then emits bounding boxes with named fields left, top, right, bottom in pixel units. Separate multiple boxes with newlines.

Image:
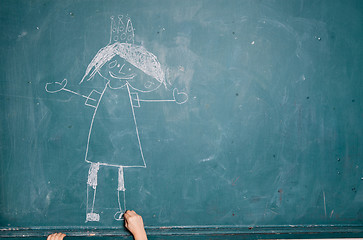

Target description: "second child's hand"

left=47, top=233, right=66, bottom=240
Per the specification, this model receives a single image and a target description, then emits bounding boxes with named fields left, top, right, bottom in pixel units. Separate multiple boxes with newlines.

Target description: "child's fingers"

left=58, top=233, right=66, bottom=239
left=124, top=210, right=145, bottom=234
left=124, top=210, right=133, bottom=215
left=47, top=232, right=66, bottom=240
left=47, top=233, right=55, bottom=240
left=47, top=233, right=56, bottom=240
left=124, top=210, right=136, bottom=224
left=124, top=210, right=136, bottom=218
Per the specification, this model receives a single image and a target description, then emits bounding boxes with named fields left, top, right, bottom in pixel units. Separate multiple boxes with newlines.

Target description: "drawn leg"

left=86, top=162, right=100, bottom=222
left=114, top=166, right=126, bottom=221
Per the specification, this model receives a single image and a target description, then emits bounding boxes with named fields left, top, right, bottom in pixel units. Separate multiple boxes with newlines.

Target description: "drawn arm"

left=45, top=79, right=101, bottom=108
left=131, top=88, right=188, bottom=108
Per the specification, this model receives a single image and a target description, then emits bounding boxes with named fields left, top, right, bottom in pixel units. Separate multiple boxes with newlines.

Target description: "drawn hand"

left=173, top=88, right=188, bottom=104
left=47, top=232, right=66, bottom=240
left=124, top=210, right=147, bottom=240
left=45, top=79, right=67, bottom=93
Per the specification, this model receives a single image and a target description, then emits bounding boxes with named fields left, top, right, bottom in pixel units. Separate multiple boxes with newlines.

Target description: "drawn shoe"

left=86, top=212, right=100, bottom=222
left=114, top=211, right=124, bottom=221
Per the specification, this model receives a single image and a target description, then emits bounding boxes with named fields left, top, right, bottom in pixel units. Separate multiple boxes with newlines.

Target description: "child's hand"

left=173, top=88, right=188, bottom=104
left=47, top=233, right=66, bottom=240
left=124, top=210, right=147, bottom=240
left=45, top=79, right=67, bottom=93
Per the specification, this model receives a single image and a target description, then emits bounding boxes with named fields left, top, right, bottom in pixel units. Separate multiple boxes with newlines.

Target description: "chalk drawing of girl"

left=45, top=15, right=188, bottom=222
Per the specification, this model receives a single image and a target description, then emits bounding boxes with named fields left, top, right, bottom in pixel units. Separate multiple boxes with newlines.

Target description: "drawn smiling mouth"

left=109, top=71, right=136, bottom=80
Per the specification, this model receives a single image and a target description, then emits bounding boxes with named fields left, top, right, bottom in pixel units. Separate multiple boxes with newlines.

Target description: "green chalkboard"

left=1, top=0, right=363, bottom=238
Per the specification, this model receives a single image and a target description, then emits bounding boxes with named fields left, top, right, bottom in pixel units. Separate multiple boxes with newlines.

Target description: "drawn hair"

left=80, top=42, right=166, bottom=86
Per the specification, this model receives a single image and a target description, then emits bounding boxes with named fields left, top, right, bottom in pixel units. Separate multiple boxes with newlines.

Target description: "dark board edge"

left=1, top=225, right=363, bottom=238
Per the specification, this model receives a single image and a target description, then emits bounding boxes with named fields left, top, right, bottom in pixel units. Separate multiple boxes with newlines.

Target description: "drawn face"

left=128, top=70, right=162, bottom=92
left=98, top=56, right=137, bottom=89
left=99, top=55, right=163, bottom=92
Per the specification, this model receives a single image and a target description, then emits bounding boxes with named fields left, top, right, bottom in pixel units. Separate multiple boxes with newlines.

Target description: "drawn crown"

left=109, top=15, right=134, bottom=44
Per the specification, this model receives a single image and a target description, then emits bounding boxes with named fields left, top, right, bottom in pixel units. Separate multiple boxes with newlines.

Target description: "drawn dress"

left=85, top=80, right=144, bottom=167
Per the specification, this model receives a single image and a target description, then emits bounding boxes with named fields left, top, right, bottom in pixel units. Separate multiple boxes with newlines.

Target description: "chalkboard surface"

left=1, top=0, right=363, bottom=238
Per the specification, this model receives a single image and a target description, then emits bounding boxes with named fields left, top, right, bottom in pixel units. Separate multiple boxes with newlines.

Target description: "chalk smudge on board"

left=199, top=155, right=215, bottom=163
left=231, top=177, right=240, bottom=186
left=278, top=189, right=283, bottom=203
left=323, top=191, right=327, bottom=217
left=17, top=31, right=27, bottom=39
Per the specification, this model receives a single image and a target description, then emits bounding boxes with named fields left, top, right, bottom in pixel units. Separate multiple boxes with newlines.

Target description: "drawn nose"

left=118, top=63, right=126, bottom=74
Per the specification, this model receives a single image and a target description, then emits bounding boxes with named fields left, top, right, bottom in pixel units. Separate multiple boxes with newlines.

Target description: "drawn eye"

left=144, top=81, right=154, bottom=88
left=109, top=60, right=117, bottom=68
left=128, top=68, right=132, bottom=71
